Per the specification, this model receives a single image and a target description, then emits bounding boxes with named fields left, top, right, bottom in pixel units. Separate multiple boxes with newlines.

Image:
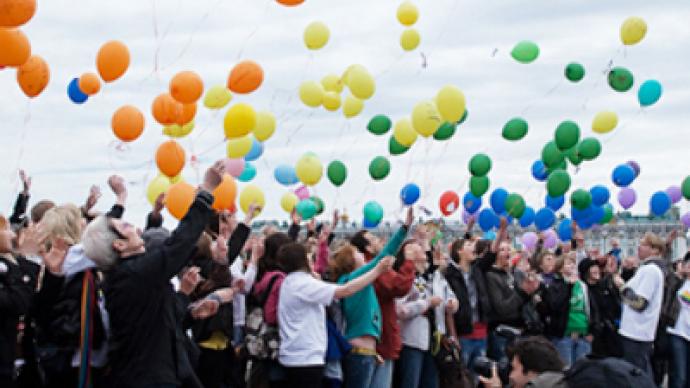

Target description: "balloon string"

left=235, top=0, right=272, bottom=60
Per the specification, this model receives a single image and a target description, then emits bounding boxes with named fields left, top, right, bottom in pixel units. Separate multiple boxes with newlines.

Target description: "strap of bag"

left=258, top=274, right=281, bottom=308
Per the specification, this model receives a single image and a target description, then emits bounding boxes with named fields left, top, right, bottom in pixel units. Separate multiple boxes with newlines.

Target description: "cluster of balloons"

left=397, top=1, right=420, bottom=51
left=70, top=40, right=130, bottom=104
left=300, top=64, right=374, bottom=118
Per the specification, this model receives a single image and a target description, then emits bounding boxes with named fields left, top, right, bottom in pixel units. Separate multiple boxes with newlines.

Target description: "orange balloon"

left=212, top=175, right=238, bottom=211
left=16, top=54, right=49, bottom=97
left=170, top=70, right=204, bottom=104
left=96, top=40, right=130, bottom=82
left=166, top=181, right=196, bottom=220
left=176, top=103, right=197, bottom=125
left=276, top=0, right=304, bottom=5
left=227, top=60, right=264, bottom=94
left=152, top=93, right=182, bottom=125
left=78, top=72, right=101, bottom=96
left=156, top=140, right=186, bottom=177
left=0, top=28, right=30, bottom=67
left=0, top=0, right=36, bottom=27
left=111, top=105, right=145, bottom=142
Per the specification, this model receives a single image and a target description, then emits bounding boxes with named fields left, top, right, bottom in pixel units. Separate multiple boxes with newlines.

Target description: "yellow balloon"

left=592, top=111, right=618, bottom=134
left=397, top=1, right=419, bottom=26
left=343, top=94, right=364, bottom=118
left=203, top=85, right=232, bottom=109
left=411, top=100, right=442, bottom=137
left=321, top=74, right=343, bottom=93
left=299, top=81, right=325, bottom=108
left=323, top=92, right=342, bottom=111
left=163, top=121, right=195, bottom=138
left=620, top=17, right=647, bottom=46
left=280, top=192, right=299, bottom=213
left=295, top=153, right=323, bottom=186
left=224, top=103, right=256, bottom=139
left=435, top=85, right=466, bottom=123
left=169, top=174, right=183, bottom=184
left=347, top=66, right=375, bottom=100
left=304, top=21, right=330, bottom=50
left=393, top=117, right=417, bottom=146
left=226, top=135, right=253, bottom=158
left=341, top=64, right=367, bottom=87
left=239, top=184, right=265, bottom=216
left=146, top=175, right=171, bottom=206
left=254, top=111, right=276, bottom=142
left=400, top=28, right=421, bottom=51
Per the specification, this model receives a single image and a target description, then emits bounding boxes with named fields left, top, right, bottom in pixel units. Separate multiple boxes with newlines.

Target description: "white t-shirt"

left=619, top=262, right=664, bottom=342
left=667, top=279, right=690, bottom=341
left=278, top=271, right=337, bottom=367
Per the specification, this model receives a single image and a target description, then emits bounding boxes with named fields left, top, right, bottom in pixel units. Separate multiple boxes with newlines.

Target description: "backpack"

left=563, top=356, right=656, bottom=388
left=244, top=275, right=281, bottom=360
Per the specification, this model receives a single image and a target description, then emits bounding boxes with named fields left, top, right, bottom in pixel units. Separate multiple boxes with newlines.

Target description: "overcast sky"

left=1, top=0, right=690, bottom=228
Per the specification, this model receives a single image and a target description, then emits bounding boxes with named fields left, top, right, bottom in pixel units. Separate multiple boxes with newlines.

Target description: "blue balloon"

left=463, top=192, right=482, bottom=214
left=612, top=164, right=635, bottom=187
left=531, top=160, right=549, bottom=181
left=545, top=195, right=565, bottom=211
left=478, top=208, right=498, bottom=232
left=67, top=78, right=88, bottom=104
left=638, top=79, right=662, bottom=107
left=274, top=164, right=298, bottom=186
left=244, top=139, right=264, bottom=162
left=590, top=206, right=605, bottom=224
left=590, top=185, right=610, bottom=207
left=499, top=213, right=513, bottom=227
left=400, top=183, right=421, bottom=206
left=534, top=208, right=556, bottom=231
left=483, top=231, right=497, bottom=241
left=571, top=206, right=592, bottom=222
left=557, top=219, right=573, bottom=241
left=490, top=188, right=508, bottom=214
left=362, top=218, right=379, bottom=229
left=650, top=191, right=671, bottom=216
left=519, top=207, right=535, bottom=228
left=238, top=163, right=257, bottom=182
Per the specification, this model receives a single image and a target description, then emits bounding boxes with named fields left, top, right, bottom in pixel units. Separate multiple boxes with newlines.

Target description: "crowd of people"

left=1, top=163, right=689, bottom=388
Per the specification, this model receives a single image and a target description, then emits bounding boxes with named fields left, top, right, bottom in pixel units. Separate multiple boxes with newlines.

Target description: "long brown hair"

left=329, top=243, right=357, bottom=282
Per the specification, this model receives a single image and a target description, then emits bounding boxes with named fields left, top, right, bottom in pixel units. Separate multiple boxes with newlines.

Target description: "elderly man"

left=81, top=161, right=227, bottom=388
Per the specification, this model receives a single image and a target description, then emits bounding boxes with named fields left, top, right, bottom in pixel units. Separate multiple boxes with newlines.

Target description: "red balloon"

left=439, top=190, right=460, bottom=216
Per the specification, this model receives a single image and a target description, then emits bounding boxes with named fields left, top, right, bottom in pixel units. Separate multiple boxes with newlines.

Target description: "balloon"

left=531, top=160, right=548, bottom=181
left=433, top=122, right=456, bottom=141
left=564, top=147, right=582, bottom=166
left=483, top=231, right=497, bottom=241
left=682, top=212, right=690, bottom=228
left=311, top=196, right=325, bottom=216
left=397, top=1, right=419, bottom=26
left=303, top=21, right=329, bottom=50
left=295, top=153, right=323, bottom=186
left=96, top=40, right=130, bottom=82
left=435, top=85, right=466, bottom=123
left=253, top=111, right=276, bottom=142
left=554, top=121, right=580, bottom=151
left=534, top=208, right=556, bottom=231
left=169, top=70, right=204, bottom=104
left=518, top=207, right=535, bottom=228
left=76, top=72, right=100, bottom=96
left=163, top=121, right=193, bottom=139
left=363, top=201, right=384, bottom=224
left=224, top=158, right=245, bottom=178
left=592, top=111, right=618, bottom=134
left=294, top=185, right=310, bottom=201
left=224, top=103, right=256, bottom=139
left=440, top=191, right=460, bottom=216
left=152, top=93, right=182, bottom=125
left=343, top=94, right=364, bottom=118
left=299, top=80, right=324, bottom=107
left=321, top=74, right=343, bottom=93
left=683, top=176, right=690, bottom=200
left=67, top=78, right=88, bottom=104
left=238, top=163, right=257, bottom=182
left=462, top=192, right=482, bottom=214
left=369, top=156, right=391, bottom=181
left=608, top=67, right=634, bottom=92
left=470, top=176, right=490, bottom=197
left=368, top=115, right=392, bottom=135
left=166, top=182, right=195, bottom=220
left=277, top=0, right=304, bottom=6
left=0, top=0, right=36, bottom=27
left=462, top=210, right=477, bottom=225
left=565, top=62, right=585, bottom=82
left=557, top=219, right=573, bottom=241
left=389, top=136, right=410, bottom=155
left=362, top=218, right=379, bottom=229
left=175, top=103, right=196, bottom=126
left=156, top=140, right=185, bottom=177
left=547, top=169, right=571, bottom=197
left=521, top=232, right=538, bottom=251
left=16, top=55, right=49, bottom=97
left=239, top=185, right=265, bottom=216
left=627, top=160, right=641, bottom=178
left=244, top=138, right=264, bottom=162
left=400, top=183, right=421, bottom=205
left=600, top=204, right=614, bottom=224
left=227, top=60, right=263, bottom=94
left=638, top=80, right=662, bottom=107
left=0, top=28, right=30, bottom=67
left=274, top=164, right=298, bottom=186
left=504, top=193, right=526, bottom=218
left=546, top=195, right=565, bottom=211
left=411, top=100, right=441, bottom=137
left=618, top=187, right=637, bottom=210
left=348, top=66, right=375, bottom=100
left=620, top=16, right=647, bottom=46
left=510, top=41, right=539, bottom=64
left=570, top=189, right=592, bottom=210
left=478, top=208, right=498, bottom=232
left=650, top=191, right=671, bottom=216
left=543, top=229, right=558, bottom=249
left=112, top=105, right=145, bottom=142
left=203, top=85, right=232, bottom=109
left=458, top=109, right=469, bottom=124
left=327, top=160, right=347, bottom=187
left=490, top=189, right=508, bottom=214
left=393, top=118, right=417, bottom=146
left=212, top=175, right=238, bottom=211
left=146, top=175, right=171, bottom=206
left=612, top=164, right=635, bottom=187
left=322, top=92, right=341, bottom=111
left=469, top=153, right=492, bottom=177
left=590, top=185, right=610, bottom=206
left=280, top=192, right=299, bottom=213
left=400, top=28, right=421, bottom=51
left=502, top=118, right=528, bottom=141
left=226, top=135, right=253, bottom=158
left=577, top=138, right=601, bottom=161
left=541, top=141, right=564, bottom=168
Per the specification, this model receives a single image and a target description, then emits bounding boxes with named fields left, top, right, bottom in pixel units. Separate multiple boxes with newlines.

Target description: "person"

left=664, top=256, right=690, bottom=388
left=579, top=258, right=622, bottom=358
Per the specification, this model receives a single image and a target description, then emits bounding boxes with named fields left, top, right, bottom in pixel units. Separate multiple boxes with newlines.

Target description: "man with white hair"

left=81, top=161, right=226, bottom=388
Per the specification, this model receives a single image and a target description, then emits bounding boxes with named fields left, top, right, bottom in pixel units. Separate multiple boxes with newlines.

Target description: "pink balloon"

left=682, top=212, right=690, bottom=228
left=294, top=185, right=310, bottom=200
left=543, top=229, right=558, bottom=249
left=521, top=232, right=538, bottom=251
left=224, top=158, right=245, bottom=178
left=666, top=186, right=682, bottom=204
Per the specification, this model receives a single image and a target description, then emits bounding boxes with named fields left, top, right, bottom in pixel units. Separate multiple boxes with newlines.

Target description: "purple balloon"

left=682, top=212, right=690, bottom=228
left=543, top=229, right=558, bottom=249
left=618, top=187, right=637, bottom=210
left=626, top=160, right=641, bottom=178
left=667, top=185, right=682, bottom=204
left=521, top=232, right=538, bottom=251
left=462, top=210, right=477, bottom=224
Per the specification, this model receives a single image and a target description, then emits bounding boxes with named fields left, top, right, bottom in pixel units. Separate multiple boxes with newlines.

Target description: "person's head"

left=611, top=238, right=620, bottom=248
left=475, top=239, right=492, bottom=258
left=257, top=232, right=292, bottom=279
left=81, top=215, right=144, bottom=269
left=450, top=238, right=476, bottom=264
left=622, top=255, right=640, bottom=269
left=559, top=242, right=572, bottom=254
left=507, top=336, right=565, bottom=388
left=142, top=227, right=170, bottom=252
left=559, top=256, right=577, bottom=278
left=0, top=215, right=16, bottom=253
left=638, top=232, right=665, bottom=260
left=329, top=243, right=359, bottom=281
left=278, top=243, right=311, bottom=274
left=350, top=230, right=381, bottom=257
left=574, top=232, right=585, bottom=247
left=30, top=200, right=56, bottom=224
left=537, top=252, right=556, bottom=274
left=402, top=240, right=426, bottom=273
left=495, top=241, right=512, bottom=269
left=38, top=204, right=84, bottom=246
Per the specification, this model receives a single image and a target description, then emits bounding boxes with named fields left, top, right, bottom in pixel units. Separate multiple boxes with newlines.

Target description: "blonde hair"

left=39, top=203, right=83, bottom=245
left=642, top=232, right=666, bottom=256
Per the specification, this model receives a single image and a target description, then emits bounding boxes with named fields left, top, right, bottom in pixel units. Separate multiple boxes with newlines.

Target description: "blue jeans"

left=397, top=346, right=439, bottom=388
left=669, top=334, right=690, bottom=388
left=370, top=359, right=393, bottom=388
left=343, top=353, right=376, bottom=388
left=621, top=336, right=653, bottom=377
left=460, top=338, right=487, bottom=369
left=488, top=331, right=510, bottom=364
left=552, top=335, right=591, bottom=367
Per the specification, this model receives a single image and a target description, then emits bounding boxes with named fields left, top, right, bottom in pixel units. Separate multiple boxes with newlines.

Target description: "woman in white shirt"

left=276, top=242, right=394, bottom=388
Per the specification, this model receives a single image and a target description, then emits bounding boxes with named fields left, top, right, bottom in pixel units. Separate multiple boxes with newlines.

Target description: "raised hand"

left=19, top=169, right=31, bottom=195
left=245, top=202, right=260, bottom=224
left=190, top=299, right=219, bottom=319
left=108, top=175, right=127, bottom=197
left=318, top=224, right=332, bottom=243
left=180, top=266, right=202, bottom=295
left=377, top=255, right=395, bottom=273
left=84, top=185, right=102, bottom=211
left=43, top=238, right=69, bottom=275
left=290, top=209, right=302, bottom=225
left=201, top=160, right=225, bottom=193
left=405, top=206, right=414, bottom=228
left=331, top=209, right=339, bottom=228
left=153, top=193, right=165, bottom=214
left=16, top=224, right=43, bottom=257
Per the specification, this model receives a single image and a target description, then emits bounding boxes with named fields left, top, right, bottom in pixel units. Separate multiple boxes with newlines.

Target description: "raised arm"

left=9, top=169, right=31, bottom=226
left=334, top=256, right=393, bottom=299
left=491, top=217, right=508, bottom=254
left=145, top=193, right=165, bottom=230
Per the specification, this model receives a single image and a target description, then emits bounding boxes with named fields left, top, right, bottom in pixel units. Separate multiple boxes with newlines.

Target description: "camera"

left=472, top=356, right=510, bottom=385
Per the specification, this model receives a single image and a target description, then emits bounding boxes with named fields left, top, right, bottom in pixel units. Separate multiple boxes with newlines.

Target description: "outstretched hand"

left=84, top=185, right=102, bottom=211
left=201, top=160, right=225, bottom=193
left=19, top=169, right=31, bottom=195
left=405, top=206, right=414, bottom=228
left=44, top=238, right=69, bottom=275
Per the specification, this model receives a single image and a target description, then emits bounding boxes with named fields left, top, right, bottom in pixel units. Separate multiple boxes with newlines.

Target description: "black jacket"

left=445, top=260, right=492, bottom=335
left=538, top=275, right=574, bottom=338
left=104, top=191, right=214, bottom=387
left=0, top=255, right=35, bottom=378
left=485, top=266, right=528, bottom=330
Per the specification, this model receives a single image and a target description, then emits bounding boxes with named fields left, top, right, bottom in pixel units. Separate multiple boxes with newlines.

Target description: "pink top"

left=314, top=239, right=330, bottom=277
left=252, top=271, right=285, bottom=325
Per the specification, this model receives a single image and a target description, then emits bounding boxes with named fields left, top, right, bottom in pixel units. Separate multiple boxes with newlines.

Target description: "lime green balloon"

left=577, top=138, right=601, bottom=161
left=601, top=204, right=614, bottom=224
left=389, top=137, right=409, bottom=155
left=502, top=118, right=528, bottom=141
left=470, top=176, right=490, bottom=197
left=504, top=193, right=526, bottom=218
left=565, top=63, right=585, bottom=82
left=469, top=153, right=492, bottom=177
left=547, top=169, right=571, bottom=197
left=541, top=141, right=565, bottom=168
left=511, top=41, right=540, bottom=64
left=367, top=115, right=392, bottom=135
left=608, top=67, right=634, bottom=92
left=369, top=156, right=391, bottom=180
left=683, top=176, right=690, bottom=200
left=570, top=189, right=592, bottom=210
left=554, top=121, right=580, bottom=151
left=433, top=122, right=456, bottom=141
left=327, top=160, right=347, bottom=187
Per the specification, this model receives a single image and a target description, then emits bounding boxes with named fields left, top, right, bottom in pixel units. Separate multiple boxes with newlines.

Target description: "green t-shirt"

left=565, top=281, right=588, bottom=335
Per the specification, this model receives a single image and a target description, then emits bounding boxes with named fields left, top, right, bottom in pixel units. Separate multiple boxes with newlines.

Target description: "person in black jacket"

left=579, top=258, right=622, bottom=358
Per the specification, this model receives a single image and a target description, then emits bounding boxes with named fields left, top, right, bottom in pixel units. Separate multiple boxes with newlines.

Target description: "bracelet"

left=206, top=293, right=223, bottom=304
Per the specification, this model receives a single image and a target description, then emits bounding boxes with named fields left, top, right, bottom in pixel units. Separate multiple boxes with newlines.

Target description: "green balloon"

left=369, top=156, right=391, bottom=181
left=327, top=160, right=347, bottom=187
left=608, top=67, right=634, bottom=92
left=511, top=41, right=540, bottom=64
left=541, top=141, right=565, bottom=168
left=600, top=204, right=614, bottom=224
left=389, top=137, right=409, bottom=155
left=570, top=189, right=592, bottom=210
left=565, top=62, right=585, bottom=82
left=367, top=115, right=392, bottom=135
left=504, top=193, right=526, bottom=218
left=457, top=109, right=469, bottom=125
left=296, top=199, right=317, bottom=220
left=682, top=176, right=690, bottom=200
left=554, top=121, right=580, bottom=151
left=547, top=169, right=571, bottom=197
left=470, top=175, right=490, bottom=197
left=434, top=122, right=456, bottom=141
left=502, top=117, right=528, bottom=141
left=565, top=147, right=582, bottom=166
left=363, top=201, right=384, bottom=223
left=469, top=153, right=492, bottom=176
left=577, top=137, right=601, bottom=160
left=310, top=196, right=325, bottom=215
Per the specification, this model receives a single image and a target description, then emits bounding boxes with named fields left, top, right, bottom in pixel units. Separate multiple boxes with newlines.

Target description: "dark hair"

left=506, top=336, right=564, bottom=375
left=350, top=230, right=369, bottom=255
left=257, top=232, right=292, bottom=280
left=393, top=239, right=420, bottom=270
left=31, top=200, right=56, bottom=223
left=278, top=243, right=310, bottom=274
left=450, top=239, right=468, bottom=264
left=474, top=239, right=491, bottom=257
